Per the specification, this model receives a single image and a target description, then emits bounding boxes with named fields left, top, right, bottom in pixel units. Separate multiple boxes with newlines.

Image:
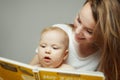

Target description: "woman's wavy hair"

left=85, top=0, right=120, bottom=80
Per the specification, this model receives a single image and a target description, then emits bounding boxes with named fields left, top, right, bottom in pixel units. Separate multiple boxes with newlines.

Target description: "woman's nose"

left=75, top=25, right=83, bottom=34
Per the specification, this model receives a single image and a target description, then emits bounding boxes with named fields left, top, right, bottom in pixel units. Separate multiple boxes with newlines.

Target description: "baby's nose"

left=45, top=48, right=51, bottom=54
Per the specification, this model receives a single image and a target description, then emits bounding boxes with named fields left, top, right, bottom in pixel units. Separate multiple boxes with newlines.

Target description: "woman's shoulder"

left=52, top=23, right=74, bottom=30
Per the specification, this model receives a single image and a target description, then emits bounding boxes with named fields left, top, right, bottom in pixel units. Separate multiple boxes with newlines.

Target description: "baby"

left=30, top=26, right=74, bottom=70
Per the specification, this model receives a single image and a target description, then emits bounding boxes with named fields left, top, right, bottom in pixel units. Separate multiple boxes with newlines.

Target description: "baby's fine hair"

left=40, top=26, right=69, bottom=49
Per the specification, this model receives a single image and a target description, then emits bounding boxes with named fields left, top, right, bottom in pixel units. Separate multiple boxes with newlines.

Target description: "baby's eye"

left=40, top=44, right=46, bottom=48
left=52, top=46, right=59, bottom=50
left=77, top=18, right=81, bottom=24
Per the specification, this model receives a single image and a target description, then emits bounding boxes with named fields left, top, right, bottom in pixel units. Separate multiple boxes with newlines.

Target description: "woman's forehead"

left=79, top=2, right=96, bottom=29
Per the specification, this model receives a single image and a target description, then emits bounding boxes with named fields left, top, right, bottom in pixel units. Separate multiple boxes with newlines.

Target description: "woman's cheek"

left=74, top=19, right=78, bottom=28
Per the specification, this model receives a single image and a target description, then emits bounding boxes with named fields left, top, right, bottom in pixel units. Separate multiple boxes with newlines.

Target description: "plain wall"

left=0, top=0, right=85, bottom=63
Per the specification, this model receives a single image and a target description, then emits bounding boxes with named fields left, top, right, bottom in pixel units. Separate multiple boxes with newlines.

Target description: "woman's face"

left=74, top=2, right=96, bottom=45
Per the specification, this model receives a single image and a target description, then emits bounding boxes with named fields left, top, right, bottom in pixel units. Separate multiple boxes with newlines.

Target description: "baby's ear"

left=63, top=49, right=69, bottom=60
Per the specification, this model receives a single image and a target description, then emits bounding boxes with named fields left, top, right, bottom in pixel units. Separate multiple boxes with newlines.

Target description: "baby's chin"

left=34, top=64, right=41, bottom=67
left=41, top=64, right=59, bottom=68
left=34, top=63, right=59, bottom=68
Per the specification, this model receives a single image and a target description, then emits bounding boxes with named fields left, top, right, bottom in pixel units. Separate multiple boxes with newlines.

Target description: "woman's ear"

left=63, top=49, right=69, bottom=60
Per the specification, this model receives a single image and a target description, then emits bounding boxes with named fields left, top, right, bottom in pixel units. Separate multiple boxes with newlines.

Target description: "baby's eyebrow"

left=52, top=44, right=58, bottom=46
left=39, top=43, right=46, bottom=45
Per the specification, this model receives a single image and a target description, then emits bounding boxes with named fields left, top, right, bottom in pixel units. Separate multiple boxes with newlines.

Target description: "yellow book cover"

left=37, top=67, right=105, bottom=80
left=0, top=57, right=39, bottom=80
left=0, top=57, right=105, bottom=80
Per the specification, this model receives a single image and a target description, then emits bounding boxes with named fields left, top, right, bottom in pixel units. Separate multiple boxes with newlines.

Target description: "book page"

left=0, top=57, right=36, bottom=80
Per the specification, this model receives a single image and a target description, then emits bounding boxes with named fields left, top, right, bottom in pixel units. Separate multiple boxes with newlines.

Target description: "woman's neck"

left=74, top=43, right=99, bottom=58
left=72, top=31, right=99, bottom=58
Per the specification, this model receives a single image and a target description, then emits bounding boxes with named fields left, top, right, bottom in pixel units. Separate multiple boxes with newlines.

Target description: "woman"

left=84, top=0, right=120, bottom=80
left=54, top=0, right=120, bottom=80
left=30, top=0, right=120, bottom=80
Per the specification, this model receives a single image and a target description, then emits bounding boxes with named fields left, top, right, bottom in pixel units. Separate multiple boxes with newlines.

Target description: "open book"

left=0, top=57, right=105, bottom=80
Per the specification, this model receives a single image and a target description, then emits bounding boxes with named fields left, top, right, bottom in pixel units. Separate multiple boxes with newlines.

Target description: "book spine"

left=34, top=72, right=40, bottom=80
left=33, top=67, right=40, bottom=80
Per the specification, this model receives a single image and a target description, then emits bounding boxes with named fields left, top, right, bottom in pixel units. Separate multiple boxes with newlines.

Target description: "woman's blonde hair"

left=85, top=0, right=120, bottom=80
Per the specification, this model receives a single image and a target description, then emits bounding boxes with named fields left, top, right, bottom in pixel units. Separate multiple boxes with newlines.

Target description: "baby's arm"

left=29, top=54, right=40, bottom=66
left=58, top=64, right=75, bottom=71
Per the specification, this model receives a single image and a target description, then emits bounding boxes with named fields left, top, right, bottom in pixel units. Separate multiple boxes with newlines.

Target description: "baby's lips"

left=43, top=56, right=51, bottom=63
left=44, top=56, right=51, bottom=60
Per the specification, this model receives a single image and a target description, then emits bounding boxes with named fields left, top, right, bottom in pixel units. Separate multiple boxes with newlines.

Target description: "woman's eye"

left=87, top=29, right=93, bottom=34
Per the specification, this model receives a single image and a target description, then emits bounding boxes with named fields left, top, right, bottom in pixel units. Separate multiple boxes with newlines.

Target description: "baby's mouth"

left=44, top=56, right=51, bottom=59
left=44, top=56, right=51, bottom=62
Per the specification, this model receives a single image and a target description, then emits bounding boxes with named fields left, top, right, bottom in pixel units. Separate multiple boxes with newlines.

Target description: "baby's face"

left=38, top=30, right=68, bottom=68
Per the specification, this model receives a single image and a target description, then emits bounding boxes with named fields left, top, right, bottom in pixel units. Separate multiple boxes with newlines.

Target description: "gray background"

left=0, top=0, right=85, bottom=63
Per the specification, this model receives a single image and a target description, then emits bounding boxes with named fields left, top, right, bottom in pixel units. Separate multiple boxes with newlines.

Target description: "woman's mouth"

left=75, top=34, right=84, bottom=42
